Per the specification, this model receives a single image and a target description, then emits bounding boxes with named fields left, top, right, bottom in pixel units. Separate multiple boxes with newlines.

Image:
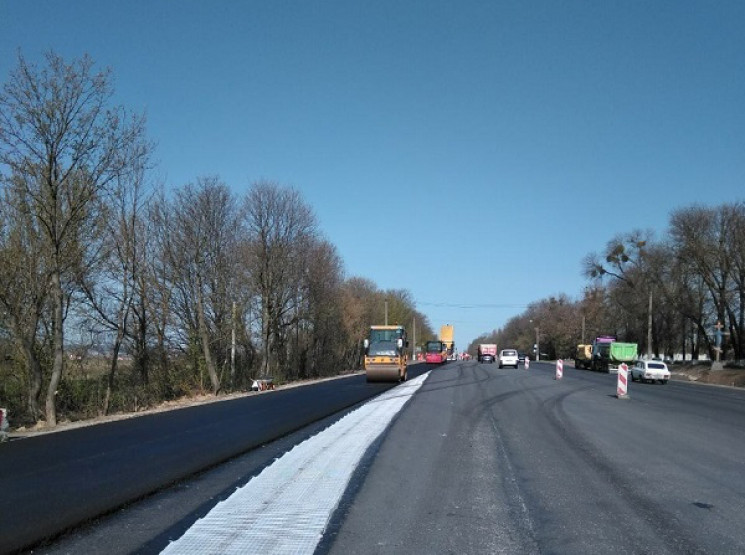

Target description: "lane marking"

left=162, top=372, right=429, bottom=554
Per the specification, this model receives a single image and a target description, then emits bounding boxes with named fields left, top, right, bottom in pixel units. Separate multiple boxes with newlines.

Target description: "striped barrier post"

left=555, top=359, right=563, bottom=380
left=617, top=363, right=630, bottom=399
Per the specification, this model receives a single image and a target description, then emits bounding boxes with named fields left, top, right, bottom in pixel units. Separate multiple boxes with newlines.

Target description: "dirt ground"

left=669, top=364, right=745, bottom=388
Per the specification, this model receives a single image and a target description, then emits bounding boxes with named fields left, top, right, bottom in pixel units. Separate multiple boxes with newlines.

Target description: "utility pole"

left=535, top=327, right=540, bottom=362
left=412, top=318, right=416, bottom=360
left=384, top=300, right=388, bottom=326
left=230, top=301, right=236, bottom=385
left=647, top=291, right=653, bottom=358
left=582, top=315, right=586, bottom=345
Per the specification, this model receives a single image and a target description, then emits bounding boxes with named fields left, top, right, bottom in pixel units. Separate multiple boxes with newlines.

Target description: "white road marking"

left=162, top=372, right=429, bottom=554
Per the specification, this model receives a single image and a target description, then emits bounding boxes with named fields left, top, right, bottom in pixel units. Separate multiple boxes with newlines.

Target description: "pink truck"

left=478, top=344, right=497, bottom=363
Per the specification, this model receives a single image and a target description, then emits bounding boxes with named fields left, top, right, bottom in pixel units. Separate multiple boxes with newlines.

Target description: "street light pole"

left=535, top=326, right=540, bottom=362
left=412, top=317, right=416, bottom=360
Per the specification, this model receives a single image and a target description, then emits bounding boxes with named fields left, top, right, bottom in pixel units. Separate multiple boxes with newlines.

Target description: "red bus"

left=425, top=340, right=447, bottom=364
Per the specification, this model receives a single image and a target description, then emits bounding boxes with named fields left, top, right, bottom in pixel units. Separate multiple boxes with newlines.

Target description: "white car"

left=499, top=349, right=519, bottom=369
left=630, top=360, right=671, bottom=384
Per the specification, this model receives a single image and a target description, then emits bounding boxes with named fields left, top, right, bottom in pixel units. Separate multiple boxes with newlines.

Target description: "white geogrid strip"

left=161, top=372, right=429, bottom=555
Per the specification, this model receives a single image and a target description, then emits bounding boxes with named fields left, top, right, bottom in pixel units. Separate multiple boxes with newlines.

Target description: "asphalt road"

left=325, top=360, right=745, bottom=554
left=0, top=363, right=429, bottom=554
left=13, top=359, right=745, bottom=554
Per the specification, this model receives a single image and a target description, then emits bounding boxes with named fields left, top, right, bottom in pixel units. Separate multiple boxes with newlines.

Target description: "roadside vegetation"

left=469, top=203, right=745, bottom=369
left=0, top=51, right=435, bottom=429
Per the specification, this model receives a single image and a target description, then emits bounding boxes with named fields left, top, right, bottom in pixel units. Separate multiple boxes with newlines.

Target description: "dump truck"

left=575, top=344, right=593, bottom=369
left=478, top=343, right=498, bottom=363
left=363, top=325, right=409, bottom=382
left=604, top=342, right=638, bottom=372
left=582, top=336, right=638, bottom=372
left=440, top=324, right=455, bottom=360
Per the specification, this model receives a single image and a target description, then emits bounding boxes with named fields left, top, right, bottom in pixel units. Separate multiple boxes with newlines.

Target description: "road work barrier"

left=617, top=363, right=630, bottom=399
left=555, top=359, right=563, bottom=380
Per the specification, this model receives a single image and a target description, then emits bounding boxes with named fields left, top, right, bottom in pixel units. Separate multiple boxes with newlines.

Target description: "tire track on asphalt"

left=535, top=379, right=706, bottom=554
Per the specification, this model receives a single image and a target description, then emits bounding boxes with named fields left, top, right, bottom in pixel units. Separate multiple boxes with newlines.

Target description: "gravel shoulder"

left=669, top=364, right=745, bottom=388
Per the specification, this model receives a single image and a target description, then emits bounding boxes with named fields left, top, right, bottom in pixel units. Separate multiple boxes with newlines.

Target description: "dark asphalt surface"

left=15, top=360, right=745, bottom=554
left=0, top=363, right=429, bottom=554
left=326, top=360, right=745, bottom=554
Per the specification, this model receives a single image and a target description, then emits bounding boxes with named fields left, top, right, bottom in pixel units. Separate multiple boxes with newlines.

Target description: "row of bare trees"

left=470, top=203, right=745, bottom=364
left=0, top=52, right=434, bottom=426
left=584, top=203, right=745, bottom=361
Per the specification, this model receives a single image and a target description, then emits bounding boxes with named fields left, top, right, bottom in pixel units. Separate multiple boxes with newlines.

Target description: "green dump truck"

left=577, top=336, right=638, bottom=373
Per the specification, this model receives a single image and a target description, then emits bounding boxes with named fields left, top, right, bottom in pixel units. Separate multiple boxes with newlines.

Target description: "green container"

left=609, top=342, right=638, bottom=363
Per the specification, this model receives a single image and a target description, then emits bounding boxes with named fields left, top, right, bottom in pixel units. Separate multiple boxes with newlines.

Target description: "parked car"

left=499, top=349, right=519, bottom=369
left=630, top=359, right=671, bottom=384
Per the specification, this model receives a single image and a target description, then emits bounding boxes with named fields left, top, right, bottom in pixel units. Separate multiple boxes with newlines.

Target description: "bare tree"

left=724, top=203, right=745, bottom=359
left=76, top=149, right=152, bottom=414
left=298, top=239, right=344, bottom=378
left=670, top=203, right=744, bottom=359
left=583, top=230, right=663, bottom=354
left=0, top=51, right=149, bottom=425
left=160, top=177, right=239, bottom=394
left=242, top=181, right=317, bottom=380
left=0, top=186, right=50, bottom=419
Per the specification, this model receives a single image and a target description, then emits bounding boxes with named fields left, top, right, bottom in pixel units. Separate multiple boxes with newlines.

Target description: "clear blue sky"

left=2, top=1, right=744, bottom=348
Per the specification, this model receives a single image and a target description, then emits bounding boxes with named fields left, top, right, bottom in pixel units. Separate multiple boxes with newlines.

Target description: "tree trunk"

left=196, top=288, right=220, bottom=393
left=102, top=325, right=125, bottom=416
left=737, top=294, right=744, bottom=360
left=45, top=271, right=64, bottom=427
left=19, top=337, right=43, bottom=421
left=135, top=291, right=150, bottom=385
left=262, top=291, right=271, bottom=376
left=6, top=311, right=44, bottom=421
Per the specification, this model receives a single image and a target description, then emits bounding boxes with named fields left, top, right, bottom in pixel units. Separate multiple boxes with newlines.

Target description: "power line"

left=417, top=301, right=529, bottom=310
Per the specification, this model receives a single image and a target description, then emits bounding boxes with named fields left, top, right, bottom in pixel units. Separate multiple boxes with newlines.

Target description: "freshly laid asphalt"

left=0, top=363, right=429, bottom=554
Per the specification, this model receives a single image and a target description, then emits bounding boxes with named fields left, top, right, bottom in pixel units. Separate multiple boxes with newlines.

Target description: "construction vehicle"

left=363, top=325, right=409, bottom=382
left=425, top=340, right=447, bottom=364
left=574, top=344, right=593, bottom=369
left=478, top=344, right=498, bottom=363
left=579, top=336, right=638, bottom=372
left=440, top=324, right=455, bottom=360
